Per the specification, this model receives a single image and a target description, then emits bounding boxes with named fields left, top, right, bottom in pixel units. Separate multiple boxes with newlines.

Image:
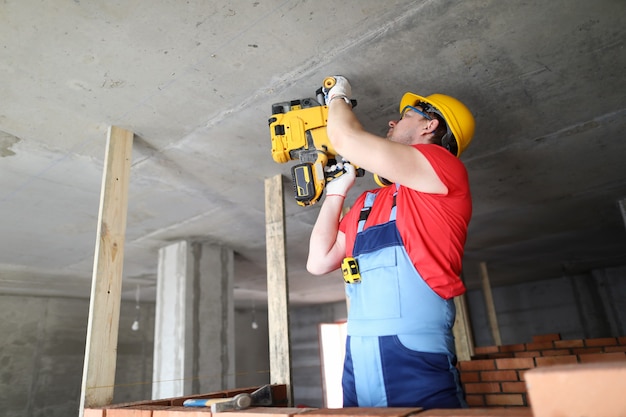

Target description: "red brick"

left=525, top=341, right=554, bottom=351
left=484, top=394, right=525, bottom=406
left=460, top=371, right=480, bottom=383
left=572, top=347, right=603, bottom=355
left=84, top=409, right=105, bottom=417
left=464, top=382, right=501, bottom=394
left=525, top=362, right=626, bottom=417
left=501, top=382, right=527, bottom=393
left=585, top=337, right=618, bottom=347
left=499, top=344, right=526, bottom=353
left=495, top=357, right=534, bottom=370
left=464, top=395, right=485, bottom=407
left=106, top=407, right=157, bottom=417
left=272, top=386, right=290, bottom=407
left=473, top=353, right=515, bottom=360
left=540, top=349, right=571, bottom=356
left=480, top=370, right=519, bottom=382
left=553, top=339, right=584, bottom=349
left=618, top=336, right=626, bottom=345
left=535, top=355, right=578, bottom=367
left=484, top=353, right=516, bottom=359
left=106, top=399, right=172, bottom=408
left=605, top=345, right=626, bottom=353
left=153, top=406, right=212, bottom=416
left=474, top=345, right=500, bottom=355
left=223, top=387, right=258, bottom=396
left=514, top=351, right=539, bottom=358
left=532, top=333, right=561, bottom=343
left=578, top=352, right=626, bottom=363
left=459, top=359, right=496, bottom=371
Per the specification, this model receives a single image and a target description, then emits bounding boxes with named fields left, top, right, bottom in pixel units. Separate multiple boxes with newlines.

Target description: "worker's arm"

left=306, top=163, right=355, bottom=275
left=326, top=78, right=447, bottom=194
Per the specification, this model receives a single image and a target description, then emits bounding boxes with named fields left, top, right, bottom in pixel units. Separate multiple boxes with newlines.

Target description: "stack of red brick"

left=458, top=333, right=626, bottom=408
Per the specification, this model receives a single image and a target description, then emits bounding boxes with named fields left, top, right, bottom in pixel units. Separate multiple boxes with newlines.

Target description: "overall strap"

left=357, top=186, right=400, bottom=232
left=357, top=192, right=377, bottom=233
left=389, top=184, right=399, bottom=221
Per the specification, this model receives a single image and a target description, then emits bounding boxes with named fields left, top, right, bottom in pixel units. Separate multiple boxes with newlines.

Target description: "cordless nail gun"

left=268, top=77, right=362, bottom=206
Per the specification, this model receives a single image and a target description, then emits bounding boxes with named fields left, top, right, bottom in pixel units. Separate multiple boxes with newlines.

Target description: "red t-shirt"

left=339, top=144, right=471, bottom=299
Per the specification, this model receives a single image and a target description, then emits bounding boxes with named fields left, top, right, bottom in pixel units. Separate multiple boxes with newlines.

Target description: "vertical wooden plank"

left=264, top=175, right=293, bottom=406
left=480, top=261, right=502, bottom=346
left=453, top=293, right=475, bottom=361
left=80, top=126, right=133, bottom=416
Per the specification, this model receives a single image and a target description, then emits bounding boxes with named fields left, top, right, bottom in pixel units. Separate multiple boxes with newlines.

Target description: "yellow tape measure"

left=341, top=257, right=361, bottom=284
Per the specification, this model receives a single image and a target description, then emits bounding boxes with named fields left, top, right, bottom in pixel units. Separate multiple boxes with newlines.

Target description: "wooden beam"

left=480, top=261, right=502, bottom=346
left=80, top=126, right=133, bottom=416
left=264, top=175, right=293, bottom=406
left=453, top=293, right=475, bottom=361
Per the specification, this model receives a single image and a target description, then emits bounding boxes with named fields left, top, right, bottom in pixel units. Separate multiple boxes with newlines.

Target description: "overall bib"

left=342, top=188, right=466, bottom=409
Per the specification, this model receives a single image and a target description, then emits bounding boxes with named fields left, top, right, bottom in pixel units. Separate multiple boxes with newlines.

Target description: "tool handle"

left=183, top=397, right=235, bottom=407
left=324, top=159, right=364, bottom=182
left=183, top=399, right=211, bottom=407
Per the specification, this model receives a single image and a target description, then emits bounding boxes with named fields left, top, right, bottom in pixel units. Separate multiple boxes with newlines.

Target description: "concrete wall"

left=234, top=302, right=348, bottom=407
left=0, top=295, right=155, bottom=417
left=467, top=266, right=626, bottom=346
left=234, top=307, right=270, bottom=388
left=289, top=302, right=347, bottom=408
left=0, top=293, right=346, bottom=416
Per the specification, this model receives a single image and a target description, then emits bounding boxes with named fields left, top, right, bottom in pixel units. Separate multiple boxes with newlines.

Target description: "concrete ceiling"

left=1, top=0, right=625, bottom=307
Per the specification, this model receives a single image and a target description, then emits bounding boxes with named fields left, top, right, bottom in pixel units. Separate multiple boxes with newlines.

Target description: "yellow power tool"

left=268, top=77, right=361, bottom=206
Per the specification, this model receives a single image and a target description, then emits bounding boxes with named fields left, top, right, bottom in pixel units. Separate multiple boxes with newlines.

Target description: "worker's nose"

left=388, top=120, right=398, bottom=128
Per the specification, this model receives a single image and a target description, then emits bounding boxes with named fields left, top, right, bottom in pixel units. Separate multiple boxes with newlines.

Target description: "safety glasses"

left=400, top=104, right=433, bottom=120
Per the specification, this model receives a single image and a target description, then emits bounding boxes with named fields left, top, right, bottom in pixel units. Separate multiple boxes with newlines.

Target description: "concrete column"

left=152, top=240, right=235, bottom=399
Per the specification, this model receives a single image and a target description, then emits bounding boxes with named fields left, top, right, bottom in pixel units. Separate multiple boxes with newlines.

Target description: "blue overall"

left=342, top=188, right=466, bottom=409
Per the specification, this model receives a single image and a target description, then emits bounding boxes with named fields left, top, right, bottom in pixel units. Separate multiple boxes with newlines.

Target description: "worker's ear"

left=426, top=118, right=440, bottom=134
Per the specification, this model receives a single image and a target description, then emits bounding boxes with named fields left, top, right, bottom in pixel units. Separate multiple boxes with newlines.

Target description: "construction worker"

left=307, top=76, right=475, bottom=409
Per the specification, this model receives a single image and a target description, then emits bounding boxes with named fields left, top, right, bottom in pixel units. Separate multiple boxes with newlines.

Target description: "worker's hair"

left=426, top=111, right=448, bottom=145
left=425, top=111, right=458, bottom=156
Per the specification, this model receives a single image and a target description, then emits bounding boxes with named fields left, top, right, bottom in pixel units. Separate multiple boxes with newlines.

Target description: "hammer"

left=183, top=384, right=273, bottom=412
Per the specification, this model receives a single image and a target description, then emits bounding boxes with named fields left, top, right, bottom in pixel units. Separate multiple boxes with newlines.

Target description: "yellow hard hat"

left=399, top=92, right=475, bottom=157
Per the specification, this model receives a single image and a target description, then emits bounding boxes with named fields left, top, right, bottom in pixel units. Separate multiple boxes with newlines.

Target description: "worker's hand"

left=324, top=76, right=352, bottom=104
left=325, top=161, right=356, bottom=198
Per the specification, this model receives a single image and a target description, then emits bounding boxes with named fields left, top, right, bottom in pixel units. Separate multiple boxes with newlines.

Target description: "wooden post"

left=480, top=261, right=502, bottom=346
left=453, top=293, right=475, bottom=361
left=264, top=175, right=293, bottom=406
left=79, top=126, right=133, bottom=416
